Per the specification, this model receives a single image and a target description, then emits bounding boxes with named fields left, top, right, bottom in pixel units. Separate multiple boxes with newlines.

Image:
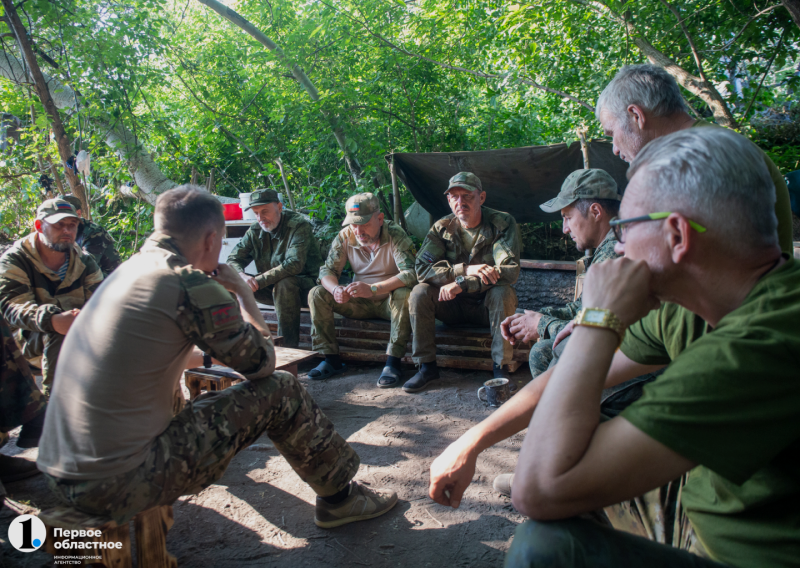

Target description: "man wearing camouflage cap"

left=61, top=194, right=122, bottom=277
left=227, top=189, right=323, bottom=348
left=406, top=172, right=520, bottom=393
left=0, top=198, right=103, bottom=395
left=308, top=193, right=416, bottom=386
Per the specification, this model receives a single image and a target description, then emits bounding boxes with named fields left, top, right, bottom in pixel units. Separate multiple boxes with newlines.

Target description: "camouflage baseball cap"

left=342, top=193, right=380, bottom=226
left=445, top=172, right=483, bottom=194
left=62, top=194, right=83, bottom=211
left=245, top=188, right=281, bottom=211
left=37, top=198, right=79, bottom=223
left=539, top=169, right=620, bottom=213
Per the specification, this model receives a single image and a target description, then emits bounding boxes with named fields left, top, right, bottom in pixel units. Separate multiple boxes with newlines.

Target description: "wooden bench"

left=41, top=504, right=176, bottom=568
left=183, top=346, right=319, bottom=400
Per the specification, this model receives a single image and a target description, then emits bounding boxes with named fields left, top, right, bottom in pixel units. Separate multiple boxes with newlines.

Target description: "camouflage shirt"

left=227, top=210, right=323, bottom=289
left=416, top=207, right=521, bottom=293
left=77, top=219, right=122, bottom=277
left=537, top=228, right=619, bottom=339
left=0, top=233, right=103, bottom=334
left=0, top=317, right=45, bottom=443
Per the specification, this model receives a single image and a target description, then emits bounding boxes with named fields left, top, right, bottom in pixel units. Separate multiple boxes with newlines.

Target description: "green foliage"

left=1, top=0, right=798, bottom=259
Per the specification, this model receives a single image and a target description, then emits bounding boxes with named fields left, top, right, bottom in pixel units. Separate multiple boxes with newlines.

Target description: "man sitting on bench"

left=37, top=186, right=398, bottom=528
left=506, top=128, right=798, bottom=566
left=308, top=193, right=417, bottom=387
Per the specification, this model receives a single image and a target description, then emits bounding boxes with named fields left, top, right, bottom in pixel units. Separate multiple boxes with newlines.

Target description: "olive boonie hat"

left=37, top=198, right=79, bottom=223
left=540, top=169, right=620, bottom=213
left=445, top=172, right=483, bottom=194
left=62, top=194, right=83, bottom=211
left=342, top=193, right=380, bottom=226
left=245, top=188, right=281, bottom=211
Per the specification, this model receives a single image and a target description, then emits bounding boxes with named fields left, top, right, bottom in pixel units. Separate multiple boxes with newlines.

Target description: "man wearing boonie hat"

left=227, top=188, right=323, bottom=348
left=308, top=193, right=416, bottom=386
left=406, top=172, right=520, bottom=393
left=61, top=194, right=122, bottom=277
left=0, top=198, right=103, bottom=395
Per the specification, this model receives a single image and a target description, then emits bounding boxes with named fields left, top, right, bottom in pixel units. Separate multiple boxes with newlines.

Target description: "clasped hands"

left=439, top=264, right=500, bottom=302
left=332, top=281, right=374, bottom=304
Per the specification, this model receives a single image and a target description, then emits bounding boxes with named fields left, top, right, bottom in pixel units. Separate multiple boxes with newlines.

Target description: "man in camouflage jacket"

left=37, top=187, right=397, bottom=528
left=0, top=198, right=103, bottom=394
left=0, top=317, right=46, bottom=487
left=227, top=189, right=323, bottom=348
left=62, top=194, right=122, bottom=277
left=308, top=193, right=417, bottom=387
left=405, top=172, right=520, bottom=393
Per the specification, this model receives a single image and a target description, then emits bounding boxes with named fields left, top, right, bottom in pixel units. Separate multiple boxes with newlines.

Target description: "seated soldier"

left=227, top=189, right=323, bottom=348
left=61, top=194, right=122, bottom=277
left=485, top=128, right=799, bottom=566
left=0, top=199, right=103, bottom=395
left=0, top=317, right=47, bottom=489
left=37, top=186, right=397, bottom=528
left=307, top=193, right=416, bottom=386
left=406, top=172, right=519, bottom=393
left=501, top=169, right=621, bottom=377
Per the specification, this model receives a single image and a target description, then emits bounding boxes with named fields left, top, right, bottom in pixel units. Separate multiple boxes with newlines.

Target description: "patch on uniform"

left=210, top=304, right=237, bottom=328
left=348, top=203, right=360, bottom=212
left=422, top=251, right=436, bottom=264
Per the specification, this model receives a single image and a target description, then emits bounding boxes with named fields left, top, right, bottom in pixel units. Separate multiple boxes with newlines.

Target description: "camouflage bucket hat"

left=539, top=169, right=620, bottom=213
left=37, top=198, right=79, bottom=223
left=342, top=193, right=380, bottom=226
left=445, top=172, right=483, bottom=194
left=62, top=195, right=83, bottom=211
left=245, top=189, right=281, bottom=211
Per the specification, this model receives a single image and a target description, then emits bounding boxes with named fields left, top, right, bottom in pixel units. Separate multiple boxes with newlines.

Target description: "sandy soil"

left=1, top=361, right=531, bottom=568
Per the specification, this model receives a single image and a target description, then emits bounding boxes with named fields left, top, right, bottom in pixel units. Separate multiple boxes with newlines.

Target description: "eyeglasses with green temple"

left=609, top=212, right=707, bottom=243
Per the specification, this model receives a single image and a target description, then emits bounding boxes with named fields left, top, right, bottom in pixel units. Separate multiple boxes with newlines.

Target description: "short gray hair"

left=596, top=65, right=687, bottom=122
left=628, top=127, right=778, bottom=251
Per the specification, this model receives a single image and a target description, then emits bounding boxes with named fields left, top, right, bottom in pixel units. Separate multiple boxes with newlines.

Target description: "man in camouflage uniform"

left=308, top=193, right=416, bottom=387
left=501, top=169, right=622, bottom=378
left=37, top=186, right=397, bottom=527
left=406, top=172, right=520, bottom=393
left=0, top=198, right=103, bottom=395
left=0, top=317, right=46, bottom=489
left=227, top=189, right=323, bottom=348
left=62, top=194, right=122, bottom=277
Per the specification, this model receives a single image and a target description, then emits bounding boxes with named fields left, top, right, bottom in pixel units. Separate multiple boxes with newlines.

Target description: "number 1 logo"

left=8, top=514, right=47, bottom=552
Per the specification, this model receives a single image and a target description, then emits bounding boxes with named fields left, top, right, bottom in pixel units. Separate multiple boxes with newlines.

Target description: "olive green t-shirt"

left=621, top=258, right=800, bottom=567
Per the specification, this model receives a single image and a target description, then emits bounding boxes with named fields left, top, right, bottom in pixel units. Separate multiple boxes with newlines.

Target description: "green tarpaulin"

left=389, top=140, right=629, bottom=224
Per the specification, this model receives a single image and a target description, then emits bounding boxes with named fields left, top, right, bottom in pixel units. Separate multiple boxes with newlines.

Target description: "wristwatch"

left=573, top=307, right=626, bottom=346
left=370, top=284, right=378, bottom=296
left=455, top=275, right=466, bottom=290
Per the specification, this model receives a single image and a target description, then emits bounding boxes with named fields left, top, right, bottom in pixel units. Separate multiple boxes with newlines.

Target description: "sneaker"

left=0, top=454, right=41, bottom=483
left=402, top=367, right=440, bottom=393
left=315, top=481, right=398, bottom=529
left=493, top=473, right=513, bottom=497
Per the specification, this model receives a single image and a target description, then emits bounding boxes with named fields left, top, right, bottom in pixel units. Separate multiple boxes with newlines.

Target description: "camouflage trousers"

left=505, top=502, right=724, bottom=568
left=44, top=370, right=359, bottom=525
left=16, top=328, right=64, bottom=395
left=308, top=285, right=412, bottom=358
left=409, top=283, right=517, bottom=366
left=0, top=320, right=46, bottom=448
left=532, top=335, right=660, bottom=418
left=254, top=275, right=316, bottom=348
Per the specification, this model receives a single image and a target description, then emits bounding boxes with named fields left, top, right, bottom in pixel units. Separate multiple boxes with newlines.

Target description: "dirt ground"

left=1, top=361, right=532, bottom=568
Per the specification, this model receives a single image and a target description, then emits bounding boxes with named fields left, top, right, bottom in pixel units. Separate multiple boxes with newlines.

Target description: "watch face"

left=583, top=309, right=607, bottom=324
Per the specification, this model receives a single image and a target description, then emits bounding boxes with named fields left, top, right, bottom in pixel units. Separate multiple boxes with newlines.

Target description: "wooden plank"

left=134, top=505, right=177, bottom=568
left=333, top=349, right=523, bottom=372
left=520, top=259, right=577, bottom=271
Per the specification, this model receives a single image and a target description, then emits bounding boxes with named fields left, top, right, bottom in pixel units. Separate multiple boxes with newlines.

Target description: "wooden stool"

left=184, top=346, right=319, bottom=400
left=41, top=504, right=177, bottom=568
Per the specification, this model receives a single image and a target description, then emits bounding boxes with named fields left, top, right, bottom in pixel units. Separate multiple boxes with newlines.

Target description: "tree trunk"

left=195, top=0, right=364, bottom=186
left=784, top=0, right=800, bottom=30
left=2, top=0, right=91, bottom=212
left=0, top=50, right=177, bottom=204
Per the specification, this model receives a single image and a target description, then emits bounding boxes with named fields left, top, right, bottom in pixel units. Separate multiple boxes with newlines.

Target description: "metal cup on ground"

left=477, top=378, right=515, bottom=407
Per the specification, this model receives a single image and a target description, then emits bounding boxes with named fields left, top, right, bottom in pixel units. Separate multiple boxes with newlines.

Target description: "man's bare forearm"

left=321, top=274, right=340, bottom=294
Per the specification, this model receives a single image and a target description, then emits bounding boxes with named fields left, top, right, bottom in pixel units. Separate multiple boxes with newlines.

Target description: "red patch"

left=211, top=305, right=237, bottom=327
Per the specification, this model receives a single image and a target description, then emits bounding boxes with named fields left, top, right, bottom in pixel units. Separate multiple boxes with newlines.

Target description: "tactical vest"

left=573, top=249, right=594, bottom=301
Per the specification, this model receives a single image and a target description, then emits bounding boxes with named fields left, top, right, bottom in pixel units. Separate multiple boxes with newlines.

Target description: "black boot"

left=403, top=362, right=440, bottom=393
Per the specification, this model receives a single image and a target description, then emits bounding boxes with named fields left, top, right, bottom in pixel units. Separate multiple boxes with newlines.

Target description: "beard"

left=41, top=234, right=72, bottom=252
left=355, top=233, right=379, bottom=246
